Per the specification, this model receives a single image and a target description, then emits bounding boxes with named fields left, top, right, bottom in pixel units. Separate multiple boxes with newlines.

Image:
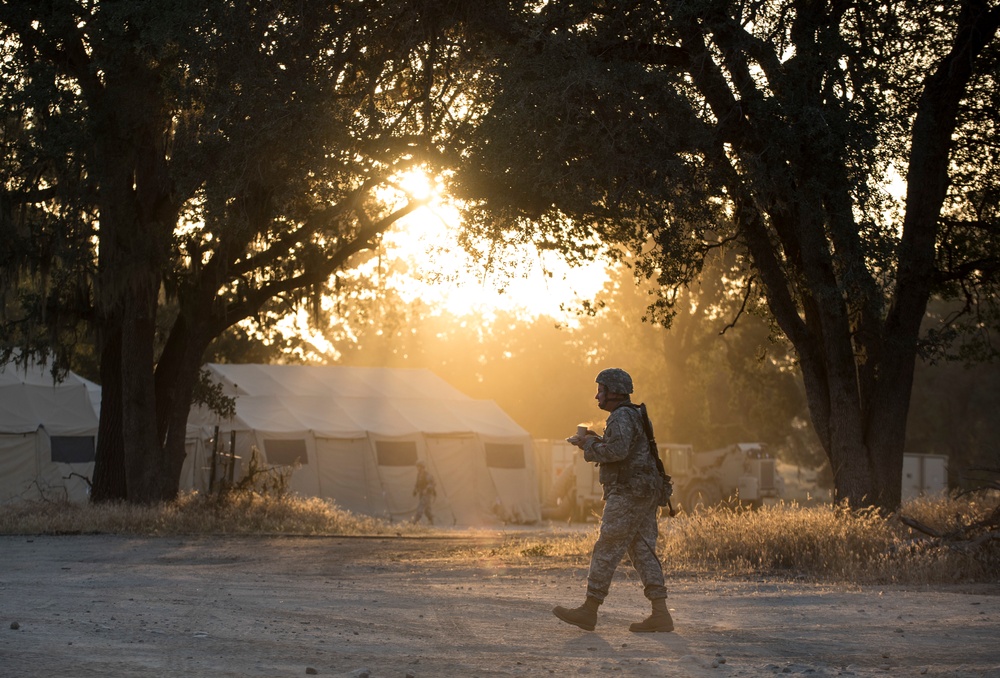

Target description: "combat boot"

left=629, top=597, right=674, bottom=632
left=552, top=595, right=600, bottom=631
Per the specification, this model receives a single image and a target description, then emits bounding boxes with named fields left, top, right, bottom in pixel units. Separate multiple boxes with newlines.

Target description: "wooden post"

left=208, top=426, right=220, bottom=494
left=228, top=430, right=238, bottom=485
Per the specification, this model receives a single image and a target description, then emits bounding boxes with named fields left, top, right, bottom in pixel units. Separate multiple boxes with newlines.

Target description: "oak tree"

left=453, top=0, right=1000, bottom=509
left=0, top=0, right=485, bottom=502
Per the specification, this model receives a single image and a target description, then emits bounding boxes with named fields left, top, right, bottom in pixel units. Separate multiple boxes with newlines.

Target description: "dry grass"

left=0, top=491, right=424, bottom=537
left=2, top=491, right=996, bottom=584
left=478, top=493, right=1000, bottom=585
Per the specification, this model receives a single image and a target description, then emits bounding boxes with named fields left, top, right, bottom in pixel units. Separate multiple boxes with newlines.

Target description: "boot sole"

left=629, top=625, right=674, bottom=632
left=552, top=608, right=595, bottom=631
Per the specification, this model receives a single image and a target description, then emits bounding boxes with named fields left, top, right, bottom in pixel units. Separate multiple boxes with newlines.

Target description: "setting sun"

left=378, top=168, right=610, bottom=322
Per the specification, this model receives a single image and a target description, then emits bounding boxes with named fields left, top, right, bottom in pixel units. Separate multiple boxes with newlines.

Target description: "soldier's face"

left=596, top=384, right=611, bottom=410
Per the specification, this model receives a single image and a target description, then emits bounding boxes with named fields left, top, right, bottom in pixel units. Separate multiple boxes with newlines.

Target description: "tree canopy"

left=0, top=0, right=488, bottom=502
left=450, top=0, right=1000, bottom=509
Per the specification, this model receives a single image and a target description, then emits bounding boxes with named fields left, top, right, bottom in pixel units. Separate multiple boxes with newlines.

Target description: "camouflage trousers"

left=586, top=492, right=666, bottom=602
left=412, top=494, right=434, bottom=524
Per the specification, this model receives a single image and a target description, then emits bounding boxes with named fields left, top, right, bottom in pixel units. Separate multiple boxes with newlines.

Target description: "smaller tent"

left=185, top=364, right=540, bottom=525
left=0, top=360, right=99, bottom=503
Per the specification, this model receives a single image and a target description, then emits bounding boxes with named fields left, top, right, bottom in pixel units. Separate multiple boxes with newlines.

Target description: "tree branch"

left=719, top=274, right=755, bottom=335
left=934, top=255, right=1000, bottom=284
left=209, top=198, right=427, bottom=336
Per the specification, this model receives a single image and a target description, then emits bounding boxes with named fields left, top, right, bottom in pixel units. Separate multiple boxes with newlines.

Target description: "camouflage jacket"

left=581, top=402, right=661, bottom=499
left=414, top=469, right=436, bottom=497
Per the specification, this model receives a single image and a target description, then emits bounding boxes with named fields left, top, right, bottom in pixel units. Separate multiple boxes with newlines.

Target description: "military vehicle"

left=536, top=439, right=787, bottom=519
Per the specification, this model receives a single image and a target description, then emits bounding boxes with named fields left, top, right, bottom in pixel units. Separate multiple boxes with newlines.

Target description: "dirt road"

left=1, top=533, right=998, bottom=677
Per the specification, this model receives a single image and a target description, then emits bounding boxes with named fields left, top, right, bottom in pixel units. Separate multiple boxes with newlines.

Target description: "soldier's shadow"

left=557, top=623, right=693, bottom=656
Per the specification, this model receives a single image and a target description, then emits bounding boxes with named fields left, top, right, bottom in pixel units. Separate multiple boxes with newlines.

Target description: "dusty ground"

left=1, top=531, right=998, bottom=678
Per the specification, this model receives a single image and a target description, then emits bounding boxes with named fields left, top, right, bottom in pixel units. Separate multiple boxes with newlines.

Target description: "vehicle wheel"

left=682, top=481, right=723, bottom=512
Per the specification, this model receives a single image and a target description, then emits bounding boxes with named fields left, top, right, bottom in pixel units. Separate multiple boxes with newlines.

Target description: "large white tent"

left=184, top=364, right=540, bottom=525
left=0, top=360, right=99, bottom=503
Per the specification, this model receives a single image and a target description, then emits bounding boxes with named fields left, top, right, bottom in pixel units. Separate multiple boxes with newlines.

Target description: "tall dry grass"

left=0, top=491, right=424, bottom=537
left=478, top=493, right=1000, bottom=584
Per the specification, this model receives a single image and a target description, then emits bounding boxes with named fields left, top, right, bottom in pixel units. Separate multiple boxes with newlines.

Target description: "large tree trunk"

left=89, top=64, right=178, bottom=503
left=120, top=278, right=168, bottom=503
left=154, top=312, right=216, bottom=499
left=90, top=325, right=127, bottom=503
left=89, top=116, right=140, bottom=502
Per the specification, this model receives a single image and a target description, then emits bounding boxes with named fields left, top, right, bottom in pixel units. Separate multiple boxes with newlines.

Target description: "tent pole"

left=228, top=430, right=237, bottom=485
left=208, top=426, right=219, bottom=494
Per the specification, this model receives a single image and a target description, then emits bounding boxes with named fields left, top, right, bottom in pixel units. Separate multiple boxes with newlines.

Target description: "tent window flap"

left=485, top=443, right=525, bottom=469
left=264, top=439, right=308, bottom=466
left=50, top=436, right=96, bottom=464
left=375, top=441, right=418, bottom=467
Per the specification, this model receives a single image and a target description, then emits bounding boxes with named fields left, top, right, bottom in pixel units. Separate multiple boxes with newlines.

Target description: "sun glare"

left=392, top=167, right=438, bottom=203
left=379, top=169, right=609, bottom=323
left=235, top=167, right=613, bottom=362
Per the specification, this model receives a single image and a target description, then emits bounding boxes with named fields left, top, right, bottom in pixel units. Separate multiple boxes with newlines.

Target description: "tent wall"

left=315, top=437, right=388, bottom=517
left=257, top=432, right=321, bottom=497
left=1, top=362, right=99, bottom=504
left=425, top=436, right=484, bottom=526
left=183, top=424, right=538, bottom=526
left=36, top=430, right=94, bottom=502
left=0, top=432, right=94, bottom=503
left=0, top=435, right=39, bottom=502
left=483, top=439, right=541, bottom=524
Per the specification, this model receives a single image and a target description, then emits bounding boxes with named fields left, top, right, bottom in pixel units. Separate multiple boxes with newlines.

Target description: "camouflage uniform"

left=412, top=464, right=436, bottom=524
left=581, top=403, right=667, bottom=602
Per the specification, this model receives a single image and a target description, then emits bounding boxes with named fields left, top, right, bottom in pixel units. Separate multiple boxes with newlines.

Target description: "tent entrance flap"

left=425, top=436, right=486, bottom=526
left=315, top=437, right=387, bottom=517
left=371, top=437, right=425, bottom=520
left=485, top=441, right=541, bottom=524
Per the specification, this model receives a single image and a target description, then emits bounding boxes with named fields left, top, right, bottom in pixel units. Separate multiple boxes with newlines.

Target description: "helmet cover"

left=595, top=368, right=633, bottom=395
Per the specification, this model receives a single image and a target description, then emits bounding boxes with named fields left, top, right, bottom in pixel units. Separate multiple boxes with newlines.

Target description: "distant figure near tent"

left=412, top=461, right=436, bottom=524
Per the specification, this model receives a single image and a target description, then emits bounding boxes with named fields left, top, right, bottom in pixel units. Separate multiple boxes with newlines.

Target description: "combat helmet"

left=595, top=368, right=633, bottom=395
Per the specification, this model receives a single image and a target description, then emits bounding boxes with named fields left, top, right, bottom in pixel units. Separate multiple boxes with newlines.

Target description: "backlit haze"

left=276, top=168, right=612, bottom=357
left=382, top=205, right=609, bottom=322
left=380, top=168, right=609, bottom=321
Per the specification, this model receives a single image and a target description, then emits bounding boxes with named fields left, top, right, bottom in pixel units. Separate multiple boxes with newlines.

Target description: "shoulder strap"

left=621, top=403, right=658, bottom=456
left=629, top=402, right=657, bottom=448
left=634, top=402, right=676, bottom=516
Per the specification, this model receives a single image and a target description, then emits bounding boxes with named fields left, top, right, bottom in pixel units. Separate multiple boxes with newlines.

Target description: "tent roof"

left=0, top=360, right=95, bottom=388
left=197, top=364, right=527, bottom=439
left=206, top=363, right=472, bottom=401
left=0, top=361, right=100, bottom=435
